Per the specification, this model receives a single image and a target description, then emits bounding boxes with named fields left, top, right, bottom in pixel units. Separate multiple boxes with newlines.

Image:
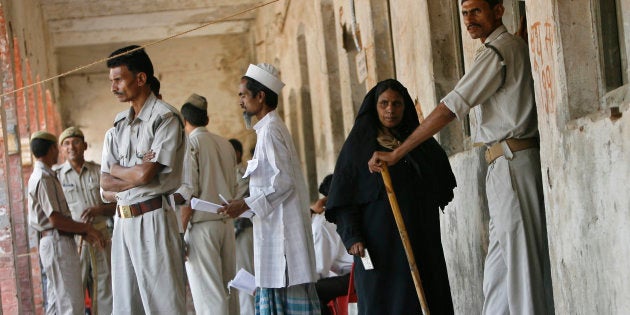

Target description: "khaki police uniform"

left=442, top=26, right=554, bottom=314
left=29, top=160, right=84, bottom=315
left=182, top=124, right=239, bottom=314
left=56, top=160, right=112, bottom=315
left=102, top=94, right=186, bottom=314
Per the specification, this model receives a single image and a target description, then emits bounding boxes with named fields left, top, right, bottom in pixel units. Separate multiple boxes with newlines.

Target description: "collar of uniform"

left=485, top=25, right=508, bottom=44
left=253, top=110, right=277, bottom=132
left=189, top=126, right=209, bottom=138
left=59, top=160, right=86, bottom=174
left=136, top=93, right=158, bottom=122
left=35, top=160, right=55, bottom=176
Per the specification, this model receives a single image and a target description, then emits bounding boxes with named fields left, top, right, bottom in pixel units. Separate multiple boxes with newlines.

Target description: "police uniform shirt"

left=57, top=161, right=108, bottom=224
left=187, top=126, right=237, bottom=223
left=441, top=25, right=539, bottom=146
left=28, top=160, right=73, bottom=231
left=101, top=93, right=185, bottom=205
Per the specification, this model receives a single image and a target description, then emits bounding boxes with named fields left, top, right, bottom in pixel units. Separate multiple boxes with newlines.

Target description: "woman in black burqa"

left=325, top=79, right=456, bottom=314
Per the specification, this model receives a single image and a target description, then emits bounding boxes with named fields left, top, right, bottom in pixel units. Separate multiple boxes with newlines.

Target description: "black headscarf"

left=325, top=79, right=456, bottom=223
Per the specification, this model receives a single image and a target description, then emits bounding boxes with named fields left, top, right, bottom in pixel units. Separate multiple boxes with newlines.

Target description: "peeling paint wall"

left=528, top=0, right=630, bottom=313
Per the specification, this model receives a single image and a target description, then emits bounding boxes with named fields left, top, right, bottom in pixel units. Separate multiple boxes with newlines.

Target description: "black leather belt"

left=117, top=196, right=163, bottom=218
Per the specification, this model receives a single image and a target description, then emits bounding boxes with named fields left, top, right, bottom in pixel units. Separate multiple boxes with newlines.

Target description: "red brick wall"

left=0, top=4, right=56, bottom=314
left=0, top=4, right=22, bottom=313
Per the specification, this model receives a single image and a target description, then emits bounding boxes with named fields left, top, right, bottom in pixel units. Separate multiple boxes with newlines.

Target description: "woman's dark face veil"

left=355, top=79, right=420, bottom=141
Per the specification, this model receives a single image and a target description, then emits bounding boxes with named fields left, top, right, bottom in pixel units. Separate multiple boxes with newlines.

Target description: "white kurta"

left=244, top=110, right=318, bottom=288
left=311, top=214, right=353, bottom=279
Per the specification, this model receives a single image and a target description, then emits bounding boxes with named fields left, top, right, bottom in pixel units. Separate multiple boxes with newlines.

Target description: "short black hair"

left=461, top=0, right=502, bottom=7
left=318, top=174, right=334, bottom=197
left=151, top=78, right=161, bottom=97
left=229, top=139, right=243, bottom=154
left=106, top=45, right=157, bottom=86
left=31, top=138, right=56, bottom=158
left=242, top=76, right=279, bottom=109
left=180, top=103, right=209, bottom=127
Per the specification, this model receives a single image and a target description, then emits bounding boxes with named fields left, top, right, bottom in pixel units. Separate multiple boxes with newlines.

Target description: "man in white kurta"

left=310, top=175, right=353, bottom=315
left=179, top=93, right=239, bottom=315
left=220, top=63, right=320, bottom=314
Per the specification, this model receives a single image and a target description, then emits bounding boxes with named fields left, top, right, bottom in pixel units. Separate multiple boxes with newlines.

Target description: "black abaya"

left=326, top=79, right=456, bottom=315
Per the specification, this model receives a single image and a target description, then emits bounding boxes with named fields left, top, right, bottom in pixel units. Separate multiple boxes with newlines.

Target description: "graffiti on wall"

left=530, top=21, right=556, bottom=114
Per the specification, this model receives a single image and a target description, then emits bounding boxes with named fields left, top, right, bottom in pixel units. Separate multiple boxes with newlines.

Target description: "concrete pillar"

left=355, top=0, right=395, bottom=88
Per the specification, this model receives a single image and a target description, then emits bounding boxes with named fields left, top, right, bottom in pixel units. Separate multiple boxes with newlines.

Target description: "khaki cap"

left=59, top=126, right=84, bottom=144
left=184, top=93, right=207, bottom=111
left=30, top=131, right=57, bottom=143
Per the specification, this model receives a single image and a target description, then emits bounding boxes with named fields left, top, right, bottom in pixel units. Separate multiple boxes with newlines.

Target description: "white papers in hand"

left=190, top=197, right=256, bottom=219
left=190, top=198, right=222, bottom=213
left=227, top=268, right=256, bottom=296
left=361, top=248, right=375, bottom=270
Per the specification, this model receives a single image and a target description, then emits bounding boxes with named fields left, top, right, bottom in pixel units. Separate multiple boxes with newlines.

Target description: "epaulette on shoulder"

left=156, top=100, right=184, bottom=127
left=85, top=160, right=100, bottom=168
left=113, top=111, right=127, bottom=126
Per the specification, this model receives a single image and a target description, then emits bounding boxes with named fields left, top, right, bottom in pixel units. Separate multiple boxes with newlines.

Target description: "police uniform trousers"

left=185, top=218, right=239, bottom=315
left=235, top=226, right=255, bottom=315
left=40, top=232, right=84, bottom=315
left=482, top=148, right=554, bottom=315
left=78, top=221, right=112, bottom=315
left=111, top=206, right=186, bottom=314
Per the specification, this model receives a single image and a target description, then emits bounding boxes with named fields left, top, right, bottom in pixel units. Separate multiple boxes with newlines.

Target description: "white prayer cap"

left=244, top=63, right=285, bottom=94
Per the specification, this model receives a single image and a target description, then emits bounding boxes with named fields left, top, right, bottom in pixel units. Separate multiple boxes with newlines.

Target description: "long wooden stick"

left=78, top=237, right=84, bottom=256
left=381, top=164, right=430, bottom=315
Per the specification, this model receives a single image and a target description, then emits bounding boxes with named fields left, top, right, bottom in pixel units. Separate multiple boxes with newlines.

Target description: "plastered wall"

left=528, top=0, right=630, bottom=313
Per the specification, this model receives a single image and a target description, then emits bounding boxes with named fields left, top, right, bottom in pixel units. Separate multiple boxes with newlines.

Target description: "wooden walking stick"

left=78, top=237, right=84, bottom=256
left=381, top=163, right=430, bottom=315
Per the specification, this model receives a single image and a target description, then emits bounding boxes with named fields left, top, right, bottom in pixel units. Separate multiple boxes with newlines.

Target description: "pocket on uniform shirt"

left=88, top=181, right=100, bottom=198
left=135, top=128, right=154, bottom=160
left=62, top=184, right=79, bottom=205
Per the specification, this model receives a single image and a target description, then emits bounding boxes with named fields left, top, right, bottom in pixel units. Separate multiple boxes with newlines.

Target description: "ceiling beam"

left=52, top=20, right=250, bottom=47
left=41, top=2, right=260, bottom=20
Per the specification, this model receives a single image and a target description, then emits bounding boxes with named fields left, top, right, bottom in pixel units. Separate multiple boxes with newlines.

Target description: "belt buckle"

left=119, top=205, right=132, bottom=218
